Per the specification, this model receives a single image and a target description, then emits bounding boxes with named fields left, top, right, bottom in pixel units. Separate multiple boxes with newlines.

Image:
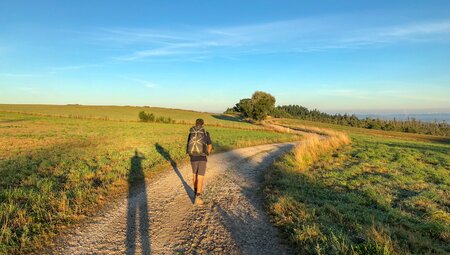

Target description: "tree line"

left=227, top=91, right=450, bottom=137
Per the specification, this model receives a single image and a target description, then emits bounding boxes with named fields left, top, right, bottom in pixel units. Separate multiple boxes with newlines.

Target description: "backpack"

left=187, top=126, right=208, bottom=156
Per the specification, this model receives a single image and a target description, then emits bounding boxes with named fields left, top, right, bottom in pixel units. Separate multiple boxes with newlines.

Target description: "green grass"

left=0, top=110, right=300, bottom=254
left=0, top=104, right=260, bottom=129
left=265, top=133, right=450, bottom=254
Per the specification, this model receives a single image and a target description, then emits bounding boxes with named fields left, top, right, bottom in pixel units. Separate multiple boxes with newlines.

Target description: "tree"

left=234, top=98, right=254, bottom=118
left=250, top=91, right=276, bottom=120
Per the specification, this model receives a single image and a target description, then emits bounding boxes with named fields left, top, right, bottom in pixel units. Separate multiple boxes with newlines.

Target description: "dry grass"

left=294, top=133, right=350, bottom=170
left=263, top=119, right=351, bottom=170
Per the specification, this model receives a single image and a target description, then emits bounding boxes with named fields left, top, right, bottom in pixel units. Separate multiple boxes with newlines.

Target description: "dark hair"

left=195, top=118, right=204, bottom=126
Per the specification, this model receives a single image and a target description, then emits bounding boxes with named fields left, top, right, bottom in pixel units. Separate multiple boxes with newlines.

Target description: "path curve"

left=49, top=142, right=299, bottom=255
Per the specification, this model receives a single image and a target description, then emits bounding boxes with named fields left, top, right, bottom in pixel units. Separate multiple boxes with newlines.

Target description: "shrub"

left=139, top=111, right=175, bottom=124
left=138, top=111, right=154, bottom=122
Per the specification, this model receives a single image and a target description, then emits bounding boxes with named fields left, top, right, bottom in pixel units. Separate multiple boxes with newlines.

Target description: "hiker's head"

left=195, top=118, right=204, bottom=127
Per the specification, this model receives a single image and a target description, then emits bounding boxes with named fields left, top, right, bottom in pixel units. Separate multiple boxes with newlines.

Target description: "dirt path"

left=49, top=142, right=298, bottom=255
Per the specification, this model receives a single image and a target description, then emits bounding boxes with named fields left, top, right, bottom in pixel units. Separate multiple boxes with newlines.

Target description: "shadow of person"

left=126, top=150, right=151, bottom=255
left=155, top=143, right=195, bottom=204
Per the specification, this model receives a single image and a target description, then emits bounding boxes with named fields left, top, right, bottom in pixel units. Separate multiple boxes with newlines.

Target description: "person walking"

left=186, top=118, right=212, bottom=205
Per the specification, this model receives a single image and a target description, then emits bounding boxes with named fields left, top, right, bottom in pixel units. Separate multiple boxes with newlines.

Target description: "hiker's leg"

left=193, top=174, right=197, bottom=191
left=196, top=161, right=207, bottom=194
left=196, top=175, right=204, bottom=194
left=191, top=161, right=198, bottom=192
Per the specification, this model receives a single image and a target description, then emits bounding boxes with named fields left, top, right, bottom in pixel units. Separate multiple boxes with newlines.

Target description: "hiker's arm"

left=206, top=132, right=212, bottom=155
left=186, top=134, right=190, bottom=154
left=207, top=144, right=212, bottom=155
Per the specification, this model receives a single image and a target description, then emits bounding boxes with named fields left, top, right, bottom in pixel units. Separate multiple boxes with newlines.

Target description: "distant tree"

left=234, top=98, right=254, bottom=118
left=250, top=91, right=276, bottom=120
left=224, top=107, right=236, bottom=114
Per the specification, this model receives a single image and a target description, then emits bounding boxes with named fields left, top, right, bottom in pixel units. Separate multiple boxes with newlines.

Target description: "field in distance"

left=0, top=104, right=260, bottom=129
left=275, top=118, right=450, bottom=144
left=0, top=106, right=300, bottom=254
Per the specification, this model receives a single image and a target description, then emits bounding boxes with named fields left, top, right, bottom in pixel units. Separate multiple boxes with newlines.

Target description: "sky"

left=0, top=0, right=449, bottom=113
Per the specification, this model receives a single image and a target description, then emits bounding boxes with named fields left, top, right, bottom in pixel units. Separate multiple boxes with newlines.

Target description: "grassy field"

left=0, top=109, right=300, bottom=254
left=265, top=120, right=450, bottom=254
left=0, top=104, right=260, bottom=129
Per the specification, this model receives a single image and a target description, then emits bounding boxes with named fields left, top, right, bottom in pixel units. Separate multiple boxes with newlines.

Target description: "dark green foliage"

left=138, top=111, right=174, bottom=124
left=232, top=91, right=276, bottom=120
left=277, top=105, right=450, bottom=136
left=223, top=107, right=236, bottom=114
left=233, top=98, right=254, bottom=118
left=251, top=91, right=276, bottom=121
left=138, top=111, right=154, bottom=122
left=271, top=107, right=292, bottom=118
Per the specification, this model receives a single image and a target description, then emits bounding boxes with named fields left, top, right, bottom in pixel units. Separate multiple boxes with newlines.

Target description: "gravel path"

left=49, top=142, right=297, bottom=255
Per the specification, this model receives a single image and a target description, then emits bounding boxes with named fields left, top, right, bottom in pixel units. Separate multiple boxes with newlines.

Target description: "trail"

left=49, top=142, right=300, bottom=255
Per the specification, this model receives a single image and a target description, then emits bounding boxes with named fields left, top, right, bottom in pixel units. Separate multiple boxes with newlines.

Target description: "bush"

left=138, top=111, right=155, bottom=122
left=138, top=111, right=175, bottom=124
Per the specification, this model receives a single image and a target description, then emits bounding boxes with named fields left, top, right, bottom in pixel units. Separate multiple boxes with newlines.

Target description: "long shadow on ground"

left=126, top=150, right=151, bottom=255
left=155, top=143, right=195, bottom=204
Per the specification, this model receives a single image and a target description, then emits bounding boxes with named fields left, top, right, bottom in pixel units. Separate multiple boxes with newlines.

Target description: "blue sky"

left=1, top=1, right=449, bottom=113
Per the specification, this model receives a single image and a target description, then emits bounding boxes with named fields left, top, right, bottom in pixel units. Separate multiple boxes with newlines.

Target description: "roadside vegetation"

left=0, top=110, right=300, bottom=254
left=265, top=120, right=450, bottom=254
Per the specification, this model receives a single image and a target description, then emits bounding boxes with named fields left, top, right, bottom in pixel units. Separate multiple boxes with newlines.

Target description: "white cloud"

left=50, top=64, right=102, bottom=71
left=94, top=17, right=450, bottom=61
left=0, top=73, right=38, bottom=77
left=119, top=76, right=160, bottom=88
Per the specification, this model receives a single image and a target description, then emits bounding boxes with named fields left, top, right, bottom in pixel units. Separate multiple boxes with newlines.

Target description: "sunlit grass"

left=0, top=111, right=300, bottom=254
left=0, top=104, right=261, bottom=130
left=265, top=127, right=450, bottom=254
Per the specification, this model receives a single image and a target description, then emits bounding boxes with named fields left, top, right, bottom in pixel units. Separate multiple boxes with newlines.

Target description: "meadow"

left=0, top=109, right=300, bottom=254
left=265, top=119, right=450, bottom=254
left=0, top=104, right=261, bottom=130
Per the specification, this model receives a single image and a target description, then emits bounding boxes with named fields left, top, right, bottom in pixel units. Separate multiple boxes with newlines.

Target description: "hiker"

left=186, top=118, right=212, bottom=205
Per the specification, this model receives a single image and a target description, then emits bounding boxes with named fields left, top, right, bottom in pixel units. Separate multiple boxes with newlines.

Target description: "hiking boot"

left=195, top=194, right=204, bottom=206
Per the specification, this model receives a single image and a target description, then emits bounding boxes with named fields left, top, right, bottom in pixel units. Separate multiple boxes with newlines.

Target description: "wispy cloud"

left=16, top=86, right=39, bottom=94
left=119, top=76, right=160, bottom=88
left=0, top=72, right=39, bottom=78
left=94, top=17, right=450, bottom=61
left=317, top=87, right=449, bottom=103
left=50, top=64, right=102, bottom=71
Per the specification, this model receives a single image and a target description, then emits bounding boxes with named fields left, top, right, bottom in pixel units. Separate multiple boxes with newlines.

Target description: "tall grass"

left=293, top=133, right=350, bottom=170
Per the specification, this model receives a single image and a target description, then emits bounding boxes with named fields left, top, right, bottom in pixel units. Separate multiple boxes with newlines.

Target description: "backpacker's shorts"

left=191, top=161, right=207, bottom=176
